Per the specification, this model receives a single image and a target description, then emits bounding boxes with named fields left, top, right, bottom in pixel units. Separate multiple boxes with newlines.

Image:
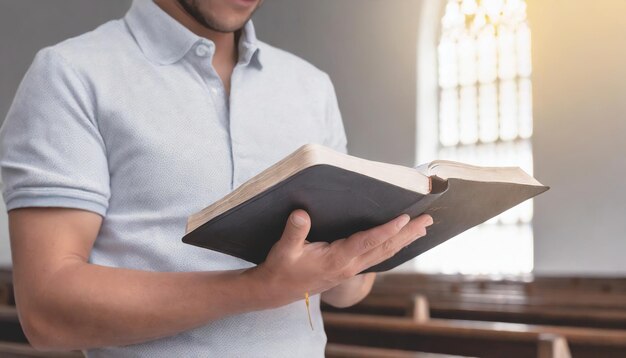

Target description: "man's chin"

left=177, top=0, right=261, bottom=33
left=204, top=17, right=251, bottom=33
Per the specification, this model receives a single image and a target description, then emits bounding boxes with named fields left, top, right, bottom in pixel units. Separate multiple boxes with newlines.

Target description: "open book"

left=182, top=144, right=548, bottom=272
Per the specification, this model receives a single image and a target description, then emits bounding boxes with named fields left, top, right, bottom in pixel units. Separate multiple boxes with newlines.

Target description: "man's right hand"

left=247, top=210, right=433, bottom=307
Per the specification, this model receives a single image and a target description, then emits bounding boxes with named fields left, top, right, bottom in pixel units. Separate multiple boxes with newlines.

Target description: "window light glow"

left=413, top=0, right=534, bottom=275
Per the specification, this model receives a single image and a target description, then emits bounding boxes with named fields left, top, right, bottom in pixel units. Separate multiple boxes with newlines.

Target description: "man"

left=0, top=0, right=433, bottom=356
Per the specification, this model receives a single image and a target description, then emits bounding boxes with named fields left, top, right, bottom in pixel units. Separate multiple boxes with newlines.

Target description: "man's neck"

left=154, top=0, right=238, bottom=92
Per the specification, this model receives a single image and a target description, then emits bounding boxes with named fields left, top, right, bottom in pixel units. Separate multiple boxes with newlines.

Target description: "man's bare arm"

left=10, top=207, right=431, bottom=350
left=9, top=208, right=277, bottom=350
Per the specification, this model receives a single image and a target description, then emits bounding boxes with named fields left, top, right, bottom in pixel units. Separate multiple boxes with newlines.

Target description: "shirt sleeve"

left=0, top=47, right=110, bottom=216
left=322, top=73, right=348, bottom=154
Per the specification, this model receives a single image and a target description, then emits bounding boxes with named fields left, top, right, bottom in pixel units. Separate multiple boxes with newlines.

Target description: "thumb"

left=278, top=209, right=311, bottom=253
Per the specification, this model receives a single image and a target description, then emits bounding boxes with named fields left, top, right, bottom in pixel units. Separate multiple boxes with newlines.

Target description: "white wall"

left=529, top=0, right=626, bottom=275
left=253, top=0, right=423, bottom=166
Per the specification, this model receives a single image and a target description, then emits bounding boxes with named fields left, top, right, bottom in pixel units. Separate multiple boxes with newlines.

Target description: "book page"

left=423, top=160, right=543, bottom=186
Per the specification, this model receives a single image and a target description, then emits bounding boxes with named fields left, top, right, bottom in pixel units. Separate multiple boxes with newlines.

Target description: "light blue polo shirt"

left=0, top=0, right=347, bottom=356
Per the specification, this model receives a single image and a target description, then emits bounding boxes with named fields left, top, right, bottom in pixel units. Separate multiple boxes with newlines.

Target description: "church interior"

left=1, top=0, right=625, bottom=357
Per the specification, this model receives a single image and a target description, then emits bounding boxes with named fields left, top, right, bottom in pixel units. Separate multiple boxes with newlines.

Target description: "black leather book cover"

left=182, top=164, right=548, bottom=272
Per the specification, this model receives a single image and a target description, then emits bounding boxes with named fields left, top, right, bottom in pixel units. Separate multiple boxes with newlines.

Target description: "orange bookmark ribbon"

left=305, top=292, right=313, bottom=330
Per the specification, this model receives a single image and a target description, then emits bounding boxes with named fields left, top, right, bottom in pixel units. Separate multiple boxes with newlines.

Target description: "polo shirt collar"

left=125, top=0, right=261, bottom=67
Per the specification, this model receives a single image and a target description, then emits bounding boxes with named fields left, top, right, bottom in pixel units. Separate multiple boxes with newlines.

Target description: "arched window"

left=414, top=0, right=534, bottom=274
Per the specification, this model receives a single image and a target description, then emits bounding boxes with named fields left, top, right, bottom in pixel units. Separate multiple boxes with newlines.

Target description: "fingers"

left=336, top=214, right=411, bottom=260
left=276, top=210, right=311, bottom=253
left=354, top=214, right=433, bottom=271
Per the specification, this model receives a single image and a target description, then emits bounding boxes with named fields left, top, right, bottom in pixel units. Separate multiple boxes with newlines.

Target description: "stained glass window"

left=413, top=0, right=534, bottom=274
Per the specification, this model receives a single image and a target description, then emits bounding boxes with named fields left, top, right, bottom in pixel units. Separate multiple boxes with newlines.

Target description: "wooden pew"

left=324, top=312, right=626, bottom=358
left=0, top=269, right=14, bottom=306
left=374, top=274, right=626, bottom=302
left=326, top=343, right=473, bottom=358
left=324, top=295, right=431, bottom=322
left=0, top=342, right=83, bottom=358
left=324, top=312, right=574, bottom=358
left=0, top=306, right=27, bottom=343
left=0, top=306, right=85, bottom=358
left=370, top=280, right=626, bottom=311
left=323, top=294, right=626, bottom=329
left=346, top=274, right=626, bottom=356
left=377, top=273, right=626, bottom=294
left=426, top=300, right=626, bottom=330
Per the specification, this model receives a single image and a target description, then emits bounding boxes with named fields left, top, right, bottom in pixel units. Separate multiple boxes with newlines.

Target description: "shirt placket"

left=191, top=40, right=236, bottom=187
left=228, top=62, right=247, bottom=190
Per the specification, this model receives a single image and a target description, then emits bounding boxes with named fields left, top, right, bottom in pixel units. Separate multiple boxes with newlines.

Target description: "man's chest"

left=93, top=66, right=329, bottom=213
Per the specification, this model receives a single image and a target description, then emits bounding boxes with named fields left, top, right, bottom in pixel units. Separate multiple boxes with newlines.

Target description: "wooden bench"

left=426, top=300, right=626, bottom=330
left=373, top=274, right=626, bottom=305
left=370, top=282, right=626, bottom=310
left=323, top=294, right=626, bottom=329
left=324, top=312, right=626, bottom=357
left=0, top=342, right=83, bottom=358
left=377, top=273, right=626, bottom=294
left=324, top=312, right=573, bottom=358
left=0, top=269, right=14, bottom=306
left=326, top=343, right=473, bottom=358
left=0, top=306, right=86, bottom=357
left=0, top=306, right=27, bottom=343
